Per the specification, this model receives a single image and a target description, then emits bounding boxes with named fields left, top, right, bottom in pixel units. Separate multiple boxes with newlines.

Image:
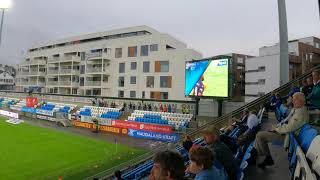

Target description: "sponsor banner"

left=111, top=120, right=173, bottom=134
left=10, top=106, right=21, bottom=111
left=21, top=106, right=37, bottom=114
left=72, top=120, right=127, bottom=135
left=36, top=109, right=54, bottom=117
left=100, top=125, right=127, bottom=135
left=98, top=118, right=112, bottom=126
left=36, top=115, right=57, bottom=122
left=0, top=110, right=19, bottom=119
left=128, top=129, right=179, bottom=142
left=26, top=97, right=38, bottom=108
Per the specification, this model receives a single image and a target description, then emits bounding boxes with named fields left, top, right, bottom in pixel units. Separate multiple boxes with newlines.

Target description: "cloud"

left=0, top=0, right=319, bottom=65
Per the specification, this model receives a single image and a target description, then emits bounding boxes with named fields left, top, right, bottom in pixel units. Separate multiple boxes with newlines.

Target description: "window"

left=160, top=76, right=172, bottom=88
left=146, top=76, right=154, bottom=88
left=80, top=52, right=86, bottom=61
left=130, top=91, right=136, bottom=98
left=118, top=91, right=124, bottom=98
left=258, top=66, right=265, bottom=72
left=128, top=46, right=137, bottom=57
left=115, top=48, right=122, bottom=58
left=143, top=61, right=150, bottom=73
left=131, top=62, right=137, bottom=70
left=258, top=79, right=266, bottom=85
left=80, top=65, right=85, bottom=74
left=155, top=61, right=169, bottom=72
left=141, top=45, right=149, bottom=56
left=119, top=63, right=125, bottom=73
left=118, top=77, right=125, bottom=87
left=142, top=91, right=145, bottom=98
left=150, top=44, right=158, bottom=52
left=72, top=89, right=77, bottom=95
left=160, top=92, right=168, bottom=100
left=237, top=57, right=244, bottom=64
left=130, top=76, right=136, bottom=84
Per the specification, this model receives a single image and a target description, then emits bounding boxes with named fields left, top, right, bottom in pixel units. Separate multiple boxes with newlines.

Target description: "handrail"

left=97, top=64, right=320, bottom=180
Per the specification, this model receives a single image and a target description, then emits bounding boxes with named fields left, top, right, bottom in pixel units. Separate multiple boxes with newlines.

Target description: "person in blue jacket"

left=187, top=146, right=227, bottom=180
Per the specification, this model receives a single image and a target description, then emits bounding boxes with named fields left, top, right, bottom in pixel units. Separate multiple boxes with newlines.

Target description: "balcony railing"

left=28, top=71, right=46, bottom=76
left=47, top=81, right=58, bottom=86
left=63, top=56, right=80, bottom=62
left=86, top=67, right=102, bottom=73
left=85, top=81, right=101, bottom=86
left=49, top=57, right=60, bottom=62
left=59, top=69, right=80, bottom=74
left=48, top=69, right=59, bottom=74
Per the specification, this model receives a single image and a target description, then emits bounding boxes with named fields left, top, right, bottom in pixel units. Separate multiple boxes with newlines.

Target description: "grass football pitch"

left=0, top=117, right=146, bottom=180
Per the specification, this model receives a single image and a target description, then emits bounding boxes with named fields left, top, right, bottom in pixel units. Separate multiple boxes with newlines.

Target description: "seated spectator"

left=237, top=111, right=260, bottom=148
left=302, top=76, right=314, bottom=97
left=306, top=70, right=320, bottom=108
left=265, top=91, right=277, bottom=112
left=187, top=146, right=227, bottom=180
left=252, top=92, right=309, bottom=169
left=114, top=170, right=123, bottom=180
left=182, top=135, right=193, bottom=152
left=148, top=150, right=186, bottom=180
left=201, top=126, right=239, bottom=180
left=285, top=83, right=300, bottom=99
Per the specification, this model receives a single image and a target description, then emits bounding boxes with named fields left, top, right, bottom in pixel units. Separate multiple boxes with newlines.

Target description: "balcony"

left=59, top=81, right=79, bottom=87
left=28, top=71, right=46, bottom=76
left=85, top=81, right=101, bottom=87
left=48, top=57, right=60, bottom=63
left=29, top=59, right=47, bottom=66
left=47, top=69, right=59, bottom=75
left=61, top=56, right=80, bottom=62
left=86, top=66, right=109, bottom=74
left=47, top=81, right=58, bottom=86
left=59, top=69, right=80, bottom=75
left=18, top=71, right=30, bottom=76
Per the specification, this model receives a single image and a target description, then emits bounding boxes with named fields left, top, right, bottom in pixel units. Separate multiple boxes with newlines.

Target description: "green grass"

left=0, top=117, right=146, bottom=180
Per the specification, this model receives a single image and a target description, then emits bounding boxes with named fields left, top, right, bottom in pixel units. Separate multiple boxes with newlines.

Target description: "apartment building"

left=245, top=36, right=320, bottom=103
left=15, top=26, right=202, bottom=100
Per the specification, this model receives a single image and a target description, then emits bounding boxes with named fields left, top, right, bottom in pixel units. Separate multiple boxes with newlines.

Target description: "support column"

left=278, top=0, right=289, bottom=85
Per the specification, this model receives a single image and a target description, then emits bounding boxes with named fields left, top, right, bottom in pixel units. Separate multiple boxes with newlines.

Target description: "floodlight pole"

left=0, top=9, right=5, bottom=47
left=277, top=0, right=289, bottom=85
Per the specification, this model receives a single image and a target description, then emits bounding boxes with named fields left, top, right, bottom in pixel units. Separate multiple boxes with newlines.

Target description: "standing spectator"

left=306, top=70, right=320, bottom=108
left=148, top=150, right=186, bottom=180
left=182, top=135, right=193, bottom=152
left=114, top=170, right=123, bottom=180
left=185, top=105, right=190, bottom=114
left=181, top=104, right=186, bottom=114
left=171, top=104, right=176, bottom=113
left=201, top=126, right=239, bottom=180
left=163, top=104, right=168, bottom=112
left=187, top=146, right=226, bottom=180
left=168, top=104, right=172, bottom=113
left=159, top=104, right=163, bottom=112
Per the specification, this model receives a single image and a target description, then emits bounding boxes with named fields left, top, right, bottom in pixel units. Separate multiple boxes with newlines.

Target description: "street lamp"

left=0, top=0, right=12, bottom=47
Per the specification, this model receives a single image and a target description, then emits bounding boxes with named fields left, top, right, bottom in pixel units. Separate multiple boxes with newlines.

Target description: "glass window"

left=118, top=91, right=124, bottom=98
left=118, top=77, right=125, bottom=87
left=143, top=61, right=150, bottom=73
left=128, top=46, right=137, bottom=57
left=160, top=76, right=171, bottom=88
left=150, top=44, right=158, bottom=52
left=119, top=63, right=125, bottom=73
left=155, top=61, right=169, bottom=72
left=141, top=45, right=149, bottom=56
left=142, top=91, right=145, bottom=98
left=131, top=62, right=137, bottom=70
left=80, top=52, right=86, bottom=61
left=160, top=61, right=169, bottom=72
left=160, top=92, right=168, bottom=99
left=130, top=76, right=136, bottom=84
left=115, top=48, right=122, bottom=58
left=146, top=76, right=154, bottom=88
left=130, top=91, right=136, bottom=98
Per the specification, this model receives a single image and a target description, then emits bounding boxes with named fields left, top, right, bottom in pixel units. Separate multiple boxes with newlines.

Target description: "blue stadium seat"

left=299, top=128, right=318, bottom=153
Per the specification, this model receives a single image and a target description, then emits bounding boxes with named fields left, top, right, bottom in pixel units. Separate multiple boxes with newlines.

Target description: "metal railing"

left=91, top=64, right=320, bottom=180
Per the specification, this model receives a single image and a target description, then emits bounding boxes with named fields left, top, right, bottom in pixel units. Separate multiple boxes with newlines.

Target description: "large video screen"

left=185, top=58, right=229, bottom=97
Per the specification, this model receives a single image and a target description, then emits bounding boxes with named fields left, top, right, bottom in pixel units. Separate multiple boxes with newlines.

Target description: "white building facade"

left=245, top=36, right=320, bottom=103
left=15, top=26, right=202, bottom=100
left=0, top=72, right=15, bottom=91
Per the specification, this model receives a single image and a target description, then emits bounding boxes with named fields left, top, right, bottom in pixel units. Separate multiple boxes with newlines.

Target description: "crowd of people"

left=90, top=98, right=193, bottom=114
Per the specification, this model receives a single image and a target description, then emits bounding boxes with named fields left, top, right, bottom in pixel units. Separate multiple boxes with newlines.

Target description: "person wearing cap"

left=201, top=126, right=239, bottom=180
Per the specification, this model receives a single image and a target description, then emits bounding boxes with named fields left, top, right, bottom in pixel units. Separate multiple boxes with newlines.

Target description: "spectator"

left=302, top=77, right=314, bottom=97
left=306, top=70, right=320, bottom=108
left=114, top=170, right=123, bottom=180
left=185, top=105, right=190, bottom=114
left=187, top=146, right=226, bottom=180
left=265, top=91, right=278, bottom=112
left=237, top=111, right=260, bottom=148
left=182, top=135, right=193, bottom=152
left=148, top=150, right=186, bottom=180
left=201, top=126, right=239, bottom=180
left=286, top=83, right=300, bottom=99
left=252, top=92, right=309, bottom=169
left=181, top=104, right=186, bottom=114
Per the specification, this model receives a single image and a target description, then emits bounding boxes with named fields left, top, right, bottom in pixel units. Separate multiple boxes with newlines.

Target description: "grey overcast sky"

left=0, top=0, right=319, bottom=66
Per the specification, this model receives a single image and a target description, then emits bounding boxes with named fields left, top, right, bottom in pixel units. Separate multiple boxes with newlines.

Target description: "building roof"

left=0, top=72, right=14, bottom=79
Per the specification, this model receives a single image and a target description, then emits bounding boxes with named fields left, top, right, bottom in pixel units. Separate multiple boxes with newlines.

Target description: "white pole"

left=0, top=9, right=5, bottom=47
left=277, top=0, right=289, bottom=85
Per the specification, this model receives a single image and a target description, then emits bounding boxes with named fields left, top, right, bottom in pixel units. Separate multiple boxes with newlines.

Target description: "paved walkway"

left=246, top=113, right=291, bottom=180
